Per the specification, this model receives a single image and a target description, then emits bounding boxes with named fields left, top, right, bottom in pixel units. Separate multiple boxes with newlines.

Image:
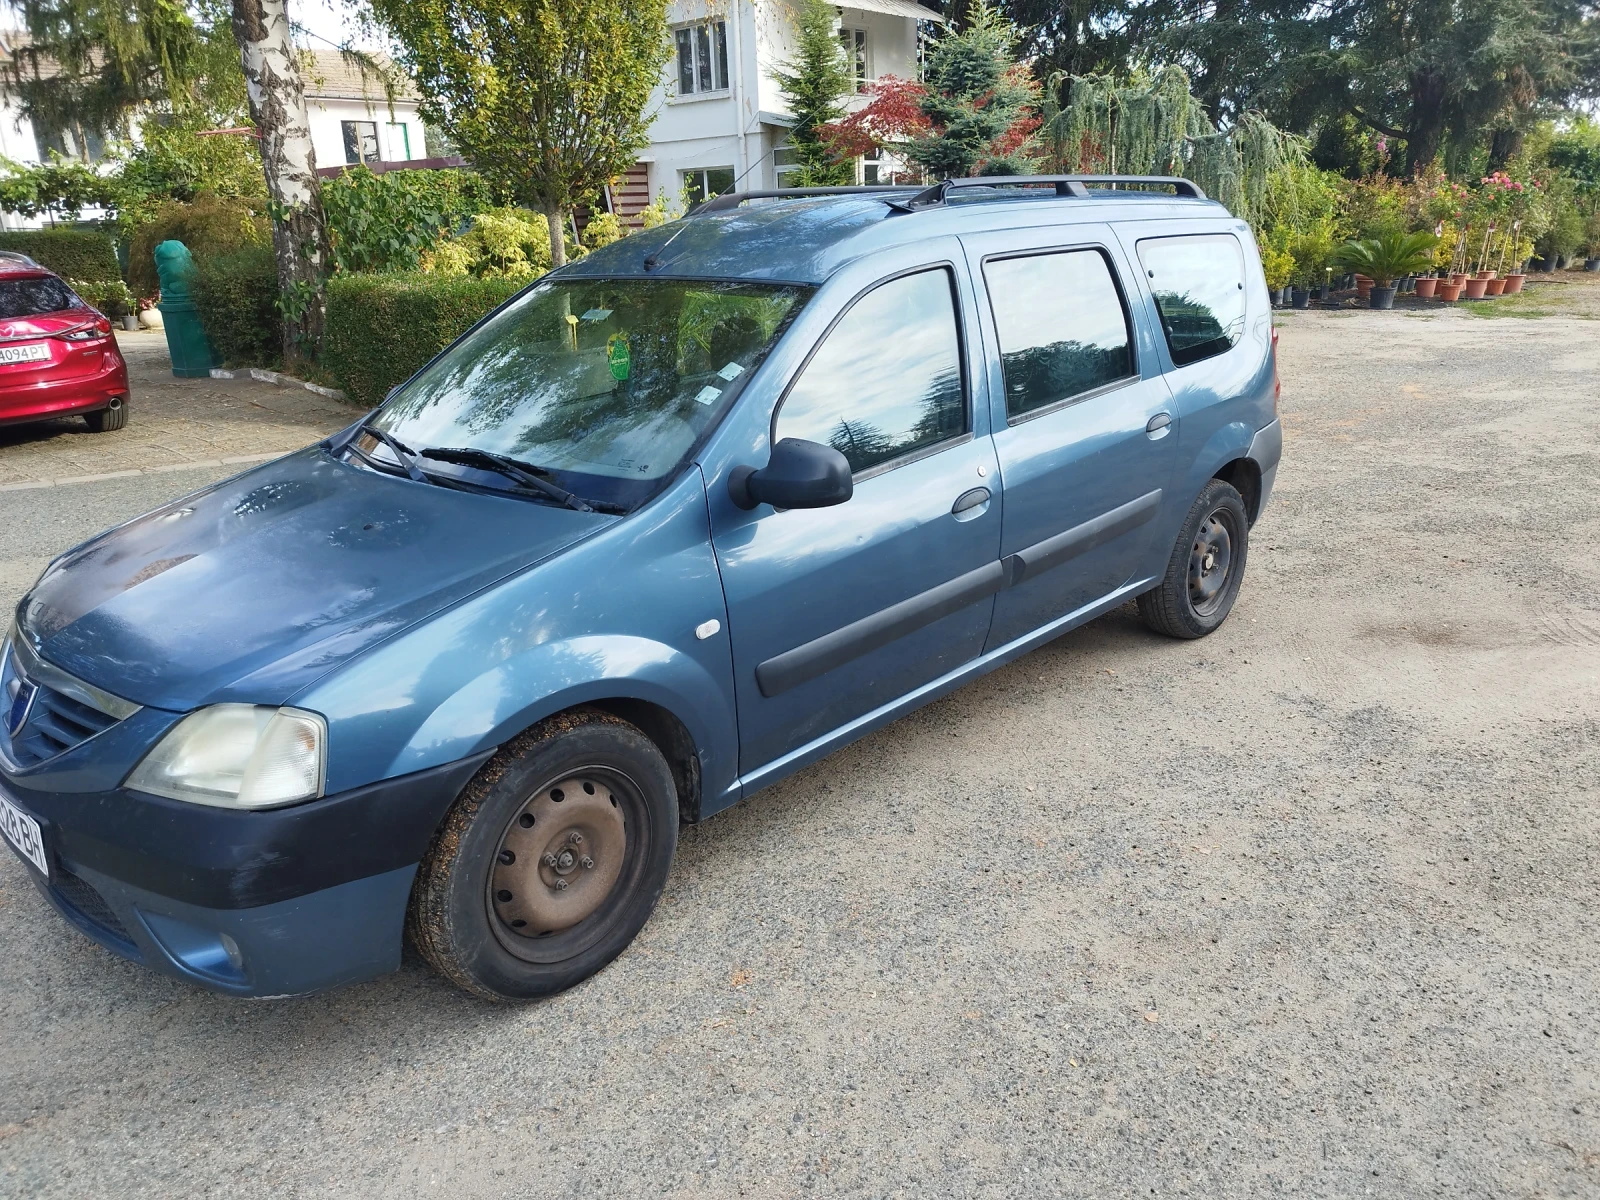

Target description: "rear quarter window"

left=0, top=276, right=79, bottom=319
left=1136, top=234, right=1247, bottom=367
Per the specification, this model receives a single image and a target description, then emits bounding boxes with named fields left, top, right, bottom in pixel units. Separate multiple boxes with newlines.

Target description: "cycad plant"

left=1333, top=230, right=1439, bottom=287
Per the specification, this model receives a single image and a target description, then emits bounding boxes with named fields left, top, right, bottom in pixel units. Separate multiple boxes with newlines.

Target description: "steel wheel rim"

left=1187, top=506, right=1238, bottom=617
left=486, top=767, right=638, bottom=963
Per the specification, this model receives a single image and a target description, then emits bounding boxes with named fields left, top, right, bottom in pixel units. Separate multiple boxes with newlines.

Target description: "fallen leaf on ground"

left=730, top=968, right=752, bottom=988
left=1144, top=1011, right=1160, bottom=1023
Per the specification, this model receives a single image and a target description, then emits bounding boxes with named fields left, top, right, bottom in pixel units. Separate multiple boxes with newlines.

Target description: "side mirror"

left=728, top=438, right=853, bottom=511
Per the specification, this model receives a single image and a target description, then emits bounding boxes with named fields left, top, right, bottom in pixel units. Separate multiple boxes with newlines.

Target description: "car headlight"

left=126, top=705, right=326, bottom=809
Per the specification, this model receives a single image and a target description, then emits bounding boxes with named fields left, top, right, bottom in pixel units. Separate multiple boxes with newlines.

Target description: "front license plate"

left=0, top=788, right=48, bottom=877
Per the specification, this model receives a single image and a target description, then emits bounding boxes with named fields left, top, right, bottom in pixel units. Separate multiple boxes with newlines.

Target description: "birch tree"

left=368, top=0, right=669, bottom=268
left=231, top=0, right=329, bottom=365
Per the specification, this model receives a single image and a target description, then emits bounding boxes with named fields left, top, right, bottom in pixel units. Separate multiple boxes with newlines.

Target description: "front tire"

left=1137, top=478, right=1250, bottom=639
left=408, top=709, right=678, bottom=1001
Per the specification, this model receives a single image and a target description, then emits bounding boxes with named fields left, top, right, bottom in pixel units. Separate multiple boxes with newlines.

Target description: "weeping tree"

left=1040, top=66, right=1300, bottom=227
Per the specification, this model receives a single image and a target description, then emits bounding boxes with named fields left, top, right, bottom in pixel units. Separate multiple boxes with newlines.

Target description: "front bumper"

left=1, top=751, right=490, bottom=996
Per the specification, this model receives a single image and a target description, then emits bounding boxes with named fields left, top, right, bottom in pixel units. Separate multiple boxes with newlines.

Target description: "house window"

left=342, top=120, right=380, bottom=165
left=387, top=122, right=412, bottom=160
left=860, top=148, right=885, bottom=184
left=675, top=20, right=730, bottom=95
left=683, top=167, right=736, bottom=207
left=839, top=27, right=869, bottom=90
left=774, top=142, right=801, bottom=184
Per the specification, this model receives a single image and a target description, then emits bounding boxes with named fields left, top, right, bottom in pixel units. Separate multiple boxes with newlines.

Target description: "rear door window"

left=774, top=267, right=965, bottom=475
left=983, top=249, right=1135, bottom=420
left=1137, top=234, right=1247, bottom=366
left=0, top=277, right=78, bottom=319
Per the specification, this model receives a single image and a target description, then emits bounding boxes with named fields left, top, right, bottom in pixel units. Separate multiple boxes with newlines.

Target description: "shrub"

left=68, top=277, right=136, bottom=316
left=193, top=244, right=281, bottom=368
left=129, top=194, right=269, bottom=297
left=322, top=166, right=498, bottom=274
left=418, top=207, right=554, bottom=280
left=0, top=229, right=120, bottom=282
left=581, top=210, right=627, bottom=250
left=322, top=272, right=524, bottom=407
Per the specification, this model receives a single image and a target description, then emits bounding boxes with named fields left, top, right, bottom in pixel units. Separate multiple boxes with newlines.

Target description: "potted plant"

left=1334, top=230, right=1439, bottom=309
left=1260, top=243, right=1293, bottom=306
left=1583, top=211, right=1600, bottom=271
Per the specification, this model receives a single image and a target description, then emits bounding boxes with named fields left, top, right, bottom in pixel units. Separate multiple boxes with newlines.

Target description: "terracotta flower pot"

left=1463, top=277, right=1489, bottom=299
left=1437, top=281, right=1463, bottom=301
left=1451, top=271, right=1469, bottom=286
left=1502, top=273, right=1526, bottom=294
left=1484, top=277, right=1507, bottom=296
left=1356, top=274, right=1373, bottom=300
left=1475, top=269, right=1494, bottom=279
left=1414, top=276, right=1439, bottom=298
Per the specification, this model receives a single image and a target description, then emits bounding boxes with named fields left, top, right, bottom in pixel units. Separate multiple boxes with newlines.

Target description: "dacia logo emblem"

left=6, top=680, right=36, bottom=737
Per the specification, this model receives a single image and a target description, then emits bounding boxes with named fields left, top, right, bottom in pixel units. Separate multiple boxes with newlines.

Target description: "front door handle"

left=951, top=486, right=991, bottom=515
left=1146, top=412, right=1172, bottom=434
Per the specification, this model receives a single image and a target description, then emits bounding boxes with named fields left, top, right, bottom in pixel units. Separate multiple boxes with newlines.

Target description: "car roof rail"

left=688, top=185, right=915, bottom=216
left=891, top=174, right=1208, bottom=211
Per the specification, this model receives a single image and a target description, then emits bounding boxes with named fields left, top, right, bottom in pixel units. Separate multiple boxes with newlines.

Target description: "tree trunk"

left=544, top=196, right=567, bottom=269
left=1488, top=126, right=1524, bottom=172
left=1404, top=68, right=1447, bottom=178
left=232, top=0, right=329, bottom=368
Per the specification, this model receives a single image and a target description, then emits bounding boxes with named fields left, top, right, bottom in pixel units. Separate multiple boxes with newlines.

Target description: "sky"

left=293, top=0, right=386, bottom=52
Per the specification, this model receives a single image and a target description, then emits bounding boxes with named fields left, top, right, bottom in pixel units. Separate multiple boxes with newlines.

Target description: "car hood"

left=16, top=448, right=611, bottom=711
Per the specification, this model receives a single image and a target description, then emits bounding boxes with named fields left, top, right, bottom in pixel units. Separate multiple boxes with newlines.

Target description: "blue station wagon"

left=0, top=176, right=1282, bottom=1000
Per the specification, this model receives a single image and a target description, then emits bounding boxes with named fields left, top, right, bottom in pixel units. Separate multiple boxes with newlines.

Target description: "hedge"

left=128, top=195, right=269, bottom=297
left=0, top=229, right=120, bottom=282
left=193, top=244, right=280, bottom=369
left=322, top=272, right=525, bottom=407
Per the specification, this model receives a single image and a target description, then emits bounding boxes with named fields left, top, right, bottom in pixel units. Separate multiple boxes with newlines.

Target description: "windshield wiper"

left=364, top=427, right=430, bottom=483
left=420, top=446, right=605, bottom=513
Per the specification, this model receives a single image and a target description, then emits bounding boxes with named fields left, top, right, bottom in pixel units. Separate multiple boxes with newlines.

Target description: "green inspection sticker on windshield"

left=606, top=333, right=630, bottom=381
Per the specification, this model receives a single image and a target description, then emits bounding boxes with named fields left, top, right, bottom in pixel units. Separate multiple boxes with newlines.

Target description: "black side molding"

left=756, top=560, right=1009, bottom=698
left=753, top=489, right=1165, bottom=698
left=1003, top=490, right=1161, bottom=586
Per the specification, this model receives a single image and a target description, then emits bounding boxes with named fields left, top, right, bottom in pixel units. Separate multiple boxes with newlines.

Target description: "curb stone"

left=210, top=366, right=348, bottom=402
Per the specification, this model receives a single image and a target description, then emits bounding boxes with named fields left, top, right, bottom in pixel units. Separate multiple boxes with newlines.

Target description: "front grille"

left=51, top=867, right=136, bottom=946
left=1, top=637, right=129, bottom=768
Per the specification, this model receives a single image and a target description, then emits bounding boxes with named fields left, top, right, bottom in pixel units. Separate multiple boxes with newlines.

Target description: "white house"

left=0, top=39, right=430, bottom=228
left=613, top=0, right=943, bottom=222
left=300, top=50, right=429, bottom=171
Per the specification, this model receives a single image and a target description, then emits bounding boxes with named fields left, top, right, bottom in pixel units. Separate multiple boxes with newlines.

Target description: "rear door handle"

left=1146, top=412, right=1172, bottom=434
left=951, top=486, right=991, bottom=515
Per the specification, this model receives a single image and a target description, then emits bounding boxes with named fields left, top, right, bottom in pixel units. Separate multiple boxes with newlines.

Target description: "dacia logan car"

left=0, top=176, right=1281, bottom=1001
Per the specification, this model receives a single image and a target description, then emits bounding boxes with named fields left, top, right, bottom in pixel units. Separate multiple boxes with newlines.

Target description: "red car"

left=0, top=260, right=129, bottom=432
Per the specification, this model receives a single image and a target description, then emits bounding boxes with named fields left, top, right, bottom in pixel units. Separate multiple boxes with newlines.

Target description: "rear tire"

left=84, top=396, right=127, bottom=432
left=408, top=709, right=678, bottom=1002
left=1136, top=478, right=1249, bottom=639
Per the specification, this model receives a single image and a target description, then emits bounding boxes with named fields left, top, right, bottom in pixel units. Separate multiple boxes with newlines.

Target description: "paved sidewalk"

left=0, top=330, right=356, bottom=489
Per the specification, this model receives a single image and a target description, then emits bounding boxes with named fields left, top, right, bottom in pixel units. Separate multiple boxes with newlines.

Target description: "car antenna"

left=642, top=222, right=691, bottom=272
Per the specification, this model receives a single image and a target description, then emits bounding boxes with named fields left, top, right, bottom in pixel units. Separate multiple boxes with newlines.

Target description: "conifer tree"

left=772, top=0, right=856, bottom=186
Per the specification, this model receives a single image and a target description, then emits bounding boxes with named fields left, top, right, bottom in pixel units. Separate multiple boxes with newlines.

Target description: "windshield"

left=370, top=276, right=810, bottom=510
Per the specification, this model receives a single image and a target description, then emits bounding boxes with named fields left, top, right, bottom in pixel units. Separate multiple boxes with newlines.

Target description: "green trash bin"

left=154, top=240, right=219, bottom=378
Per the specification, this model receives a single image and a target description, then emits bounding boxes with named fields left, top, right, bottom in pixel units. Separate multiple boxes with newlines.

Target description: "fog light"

left=139, top=911, right=248, bottom=984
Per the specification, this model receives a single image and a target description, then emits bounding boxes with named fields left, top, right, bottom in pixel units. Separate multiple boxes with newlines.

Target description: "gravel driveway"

left=1, top=294, right=1597, bottom=1198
